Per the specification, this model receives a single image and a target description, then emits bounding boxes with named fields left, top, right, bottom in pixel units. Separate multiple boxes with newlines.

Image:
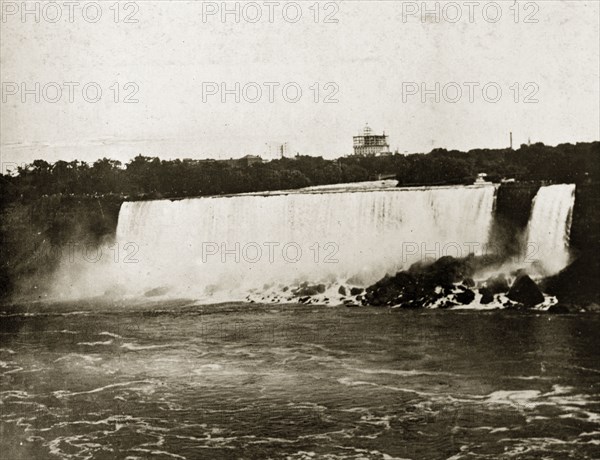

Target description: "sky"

left=1, top=0, right=599, bottom=168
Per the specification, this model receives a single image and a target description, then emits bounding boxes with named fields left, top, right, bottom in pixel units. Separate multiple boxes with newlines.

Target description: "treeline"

left=1, top=142, right=598, bottom=203
left=395, top=142, right=599, bottom=186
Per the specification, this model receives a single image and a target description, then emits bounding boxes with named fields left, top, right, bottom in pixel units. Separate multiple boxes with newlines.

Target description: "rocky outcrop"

left=543, top=250, right=600, bottom=307
left=363, top=256, right=483, bottom=308
left=490, top=183, right=541, bottom=257
left=479, top=288, right=494, bottom=304
left=360, top=255, right=559, bottom=310
left=507, top=274, right=545, bottom=306
left=455, top=289, right=475, bottom=305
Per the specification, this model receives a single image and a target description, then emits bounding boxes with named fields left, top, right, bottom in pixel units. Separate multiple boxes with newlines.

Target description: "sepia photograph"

left=1, top=1, right=599, bottom=459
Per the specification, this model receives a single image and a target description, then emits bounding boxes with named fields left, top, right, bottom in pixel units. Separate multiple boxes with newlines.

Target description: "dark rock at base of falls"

left=362, top=255, right=522, bottom=308
left=408, top=255, right=475, bottom=286
left=542, top=250, right=600, bottom=306
left=479, top=288, right=494, bottom=305
left=363, top=256, right=479, bottom=308
left=350, top=287, right=364, bottom=296
left=338, top=286, right=347, bottom=296
left=507, top=274, right=545, bottom=307
left=455, top=289, right=476, bottom=305
left=485, top=274, right=510, bottom=294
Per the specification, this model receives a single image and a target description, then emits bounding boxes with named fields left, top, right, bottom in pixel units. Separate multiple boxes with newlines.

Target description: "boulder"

left=338, top=285, right=347, bottom=296
left=350, top=287, right=364, bottom=296
left=486, top=274, right=510, bottom=294
left=479, top=287, right=494, bottom=305
left=507, top=275, right=545, bottom=306
left=455, top=289, right=475, bottom=305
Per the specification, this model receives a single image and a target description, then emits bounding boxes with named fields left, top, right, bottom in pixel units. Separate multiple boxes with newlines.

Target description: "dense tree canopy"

left=1, top=142, right=598, bottom=204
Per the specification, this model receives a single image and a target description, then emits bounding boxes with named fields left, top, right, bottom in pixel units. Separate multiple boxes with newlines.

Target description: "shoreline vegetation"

left=2, top=142, right=598, bottom=202
left=1, top=141, right=599, bottom=305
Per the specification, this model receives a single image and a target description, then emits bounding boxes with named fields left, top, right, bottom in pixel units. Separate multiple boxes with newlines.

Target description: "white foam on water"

left=77, top=340, right=113, bottom=346
left=99, top=331, right=123, bottom=339
left=120, top=343, right=171, bottom=351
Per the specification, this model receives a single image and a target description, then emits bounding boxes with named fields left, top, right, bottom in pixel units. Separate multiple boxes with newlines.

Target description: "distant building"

left=223, top=155, right=263, bottom=168
left=353, top=124, right=391, bottom=156
left=238, top=155, right=263, bottom=167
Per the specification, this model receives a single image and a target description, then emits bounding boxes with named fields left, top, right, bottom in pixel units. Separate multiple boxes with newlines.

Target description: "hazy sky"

left=1, top=0, right=599, bottom=167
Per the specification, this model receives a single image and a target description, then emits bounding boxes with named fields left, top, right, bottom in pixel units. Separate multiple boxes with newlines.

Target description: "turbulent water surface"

left=1, top=301, right=599, bottom=459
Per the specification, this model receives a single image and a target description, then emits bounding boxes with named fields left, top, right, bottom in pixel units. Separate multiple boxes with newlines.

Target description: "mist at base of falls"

left=48, top=183, right=577, bottom=303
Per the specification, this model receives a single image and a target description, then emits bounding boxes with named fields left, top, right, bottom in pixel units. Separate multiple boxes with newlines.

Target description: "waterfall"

left=108, top=184, right=497, bottom=300
left=525, top=184, right=576, bottom=276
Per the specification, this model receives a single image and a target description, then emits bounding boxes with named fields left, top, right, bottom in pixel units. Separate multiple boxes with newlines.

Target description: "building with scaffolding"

left=353, top=124, right=391, bottom=156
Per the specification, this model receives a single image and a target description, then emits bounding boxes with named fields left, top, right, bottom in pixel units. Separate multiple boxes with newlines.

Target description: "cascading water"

left=105, top=184, right=497, bottom=301
left=524, top=184, right=576, bottom=276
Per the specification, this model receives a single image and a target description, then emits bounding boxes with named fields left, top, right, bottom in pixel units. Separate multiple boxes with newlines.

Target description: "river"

left=1, top=300, right=599, bottom=459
